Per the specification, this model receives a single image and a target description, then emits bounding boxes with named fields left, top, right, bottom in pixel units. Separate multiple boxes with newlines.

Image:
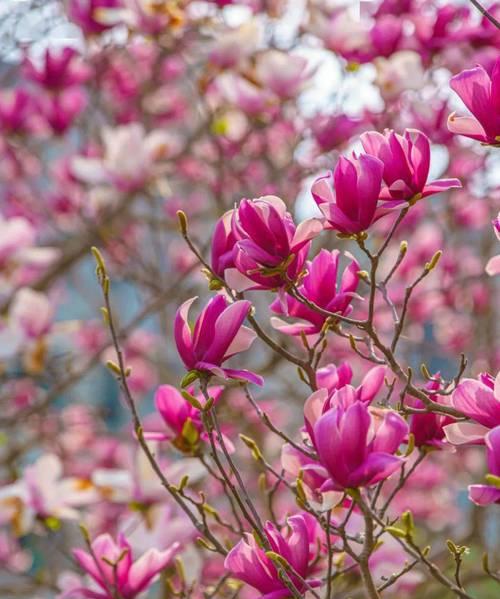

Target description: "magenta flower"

left=408, top=377, right=453, bottom=449
left=211, top=210, right=239, bottom=278
left=448, top=58, right=500, bottom=145
left=144, top=384, right=232, bottom=453
left=225, top=195, right=322, bottom=291
left=24, top=48, right=91, bottom=91
left=468, top=426, right=500, bottom=506
left=174, top=295, right=263, bottom=385
left=360, top=129, right=461, bottom=202
left=270, top=249, right=361, bottom=336
left=312, top=154, right=398, bottom=235
left=313, top=403, right=408, bottom=490
left=445, top=372, right=500, bottom=445
left=71, top=533, right=179, bottom=599
left=225, top=514, right=320, bottom=599
left=68, top=0, right=123, bottom=35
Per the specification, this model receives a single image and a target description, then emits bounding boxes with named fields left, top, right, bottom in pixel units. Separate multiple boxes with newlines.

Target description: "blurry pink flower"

left=0, top=454, right=96, bottom=535
left=448, top=58, right=500, bottom=145
left=374, top=51, right=425, bottom=101
left=313, top=403, right=408, bottom=490
left=312, top=154, right=399, bottom=234
left=68, top=0, right=123, bottom=35
left=209, top=20, right=262, bottom=69
left=486, top=213, right=500, bottom=276
left=225, top=514, right=321, bottom=597
left=361, top=129, right=461, bottom=202
left=445, top=372, right=500, bottom=444
left=40, top=88, right=87, bottom=135
left=311, top=113, right=362, bottom=152
left=225, top=196, right=322, bottom=291
left=71, top=123, right=172, bottom=192
left=468, top=426, right=500, bottom=506
left=255, top=51, right=311, bottom=98
left=71, top=533, right=179, bottom=599
left=0, top=216, right=35, bottom=267
left=10, top=288, right=54, bottom=339
left=175, top=295, right=262, bottom=385
left=24, top=48, right=91, bottom=90
left=270, top=249, right=361, bottom=336
left=0, top=89, right=34, bottom=134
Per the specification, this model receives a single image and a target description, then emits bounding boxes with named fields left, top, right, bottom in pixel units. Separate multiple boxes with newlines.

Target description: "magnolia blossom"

left=374, top=50, right=425, bottom=100
left=10, top=288, right=54, bottom=339
left=312, top=153, right=400, bottom=234
left=361, top=129, right=461, bottom=202
left=255, top=51, right=311, bottom=98
left=486, top=213, right=500, bottom=276
left=68, top=533, right=179, bottom=599
left=220, top=196, right=322, bottom=291
left=448, top=57, right=500, bottom=145
left=71, top=123, right=173, bottom=193
left=270, top=249, right=361, bottom=336
left=174, top=295, right=262, bottom=385
left=468, top=426, right=500, bottom=506
left=313, top=403, right=408, bottom=490
left=225, top=514, right=321, bottom=598
left=68, top=0, right=122, bottom=35
left=24, top=47, right=91, bottom=90
left=445, top=372, right=500, bottom=445
left=0, top=454, right=96, bottom=535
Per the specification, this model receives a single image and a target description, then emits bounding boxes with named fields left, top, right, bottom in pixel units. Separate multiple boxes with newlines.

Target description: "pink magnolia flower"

left=448, top=58, right=500, bottom=145
left=312, top=153, right=399, bottom=234
left=486, top=213, right=500, bottom=276
left=143, top=384, right=233, bottom=452
left=313, top=403, right=408, bottom=490
left=407, top=377, right=453, bottom=449
left=311, top=113, right=362, bottom=152
left=445, top=372, right=500, bottom=445
left=174, top=295, right=263, bottom=385
left=70, top=533, right=179, bottom=599
left=255, top=51, right=311, bottom=99
left=0, top=89, right=35, bottom=135
left=270, top=249, right=360, bottom=336
left=0, top=454, right=96, bottom=535
left=225, top=196, right=322, bottom=291
left=360, top=129, right=461, bottom=202
left=10, top=288, right=54, bottom=339
left=40, top=88, right=87, bottom=135
left=225, top=514, right=321, bottom=598
left=24, top=48, right=91, bottom=90
left=68, top=0, right=123, bottom=35
left=468, top=426, right=500, bottom=506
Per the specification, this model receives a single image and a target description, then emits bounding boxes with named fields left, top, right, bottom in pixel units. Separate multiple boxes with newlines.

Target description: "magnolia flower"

left=222, top=196, right=322, bottom=291
left=209, top=20, right=262, bottom=69
left=374, top=50, right=425, bottom=101
left=10, top=288, right=54, bottom=339
left=486, top=213, right=500, bottom=276
left=71, top=123, right=173, bottom=193
left=313, top=403, right=408, bottom=490
left=445, top=372, right=500, bottom=445
left=143, top=384, right=235, bottom=452
left=68, top=533, right=179, bottom=599
left=0, top=454, right=96, bottom=535
left=255, top=51, right=311, bottom=98
left=225, top=514, right=321, bottom=597
left=361, top=129, right=461, bottom=202
left=448, top=58, right=500, bottom=145
left=270, top=249, right=361, bottom=336
left=174, top=295, right=262, bottom=385
left=468, top=426, right=500, bottom=506
left=312, top=153, right=400, bottom=234
left=24, top=47, right=91, bottom=90
left=68, top=0, right=123, bottom=35
left=408, top=377, right=453, bottom=449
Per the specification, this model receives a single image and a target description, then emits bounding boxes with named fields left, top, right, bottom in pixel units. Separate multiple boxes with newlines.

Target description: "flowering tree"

left=0, top=0, right=499, bottom=598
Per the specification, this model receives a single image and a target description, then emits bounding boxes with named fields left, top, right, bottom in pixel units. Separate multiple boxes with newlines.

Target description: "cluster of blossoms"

left=0, top=1, right=499, bottom=598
